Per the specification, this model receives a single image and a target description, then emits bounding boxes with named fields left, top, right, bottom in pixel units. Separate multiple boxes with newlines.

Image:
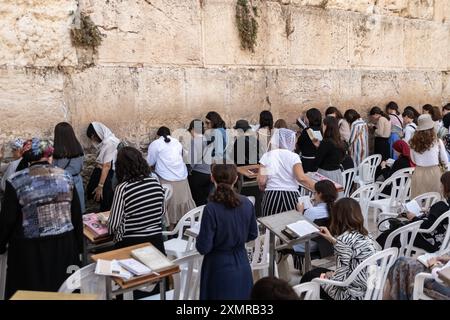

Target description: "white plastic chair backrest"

left=350, top=183, right=378, bottom=228
left=58, top=263, right=105, bottom=299
left=162, top=184, right=173, bottom=202
left=384, top=220, right=423, bottom=257
left=342, top=168, right=356, bottom=197
left=293, top=282, right=320, bottom=300
left=412, top=192, right=441, bottom=212
left=247, top=196, right=256, bottom=206
left=250, top=224, right=270, bottom=270
left=417, top=210, right=450, bottom=255
left=0, top=253, right=6, bottom=300
left=377, top=168, right=414, bottom=206
left=171, top=205, right=205, bottom=240
left=362, top=248, right=398, bottom=300
left=172, top=251, right=203, bottom=300
left=358, top=155, right=382, bottom=184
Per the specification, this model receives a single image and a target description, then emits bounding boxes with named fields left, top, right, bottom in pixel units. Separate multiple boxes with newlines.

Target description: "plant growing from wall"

left=70, top=13, right=103, bottom=51
left=236, top=0, right=259, bottom=53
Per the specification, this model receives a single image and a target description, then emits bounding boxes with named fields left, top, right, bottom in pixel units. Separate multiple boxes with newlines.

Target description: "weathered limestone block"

left=361, top=71, right=443, bottom=107
left=349, top=13, right=404, bottom=68
left=289, top=7, right=349, bottom=66
left=0, top=0, right=78, bottom=67
left=329, top=70, right=363, bottom=108
left=266, top=69, right=332, bottom=118
left=326, top=0, right=376, bottom=14
left=434, top=0, right=450, bottom=23
left=0, top=67, right=65, bottom=145
left=204, top=0, right=288, bottom=65
left=404, top=20, right=448, bottom=70
left=89, top=0, right=202, bottom=65
left=443, top=72, right=450, bottom=103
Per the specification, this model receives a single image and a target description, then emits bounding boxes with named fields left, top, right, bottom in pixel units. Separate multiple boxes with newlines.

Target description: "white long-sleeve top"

left=410, top=139, right=449, bottom=167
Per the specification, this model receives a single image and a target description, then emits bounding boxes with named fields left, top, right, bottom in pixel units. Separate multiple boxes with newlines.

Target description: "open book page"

left=313, top=130, right=323, bottom=141
left=298, top=196, right=313, bottom=210
left=131, top=246, right=175, bottom=273
left=385, top=159, right=395, bottom=167
left=95, top=259, right=133, bottom=279
left=404, top=200, right=422, bottom=217
left=417, top=253, right=440, bottom=267
left=286, top=220, right=319, bottom=238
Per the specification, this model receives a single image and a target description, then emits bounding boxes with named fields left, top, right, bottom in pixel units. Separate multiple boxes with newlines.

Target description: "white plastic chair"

left=350, top=183, right=378, bottom=229
left=411, top=210, right=450, bottom=256
left=163, top=206, right=205, bottom=259
left=142, top=251, right=203, bottom=300
left=248, top=226, right=271, bottom=278
left=247, top=196, right=256, bottom=206
left=342, top=168, right=357, bottom=197
left=413, top=272, right=434, bottom=300
left=368, top=168, right=414, bottom=224
left=293, top=282, right=320, bottom=300
left=354, top=155, right=382, bottom=188
left=312, top=248, right=398, bottom=300
left=0, top=253, right=7, bottom=300
left=383, top=220, right=423, bottom=257
left=58, top=263, right=105, bottom=299
left=378, top=192, right=442, bottom=234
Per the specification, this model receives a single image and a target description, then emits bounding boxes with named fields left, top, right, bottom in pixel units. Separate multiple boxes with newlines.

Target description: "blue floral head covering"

left=10, top=138, right=25, bottom=150
left=23, top=138, right=54, bottom=159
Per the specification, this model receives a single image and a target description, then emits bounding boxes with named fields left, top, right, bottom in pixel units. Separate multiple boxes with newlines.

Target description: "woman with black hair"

left=313, top=116, right=345, bottom=186
left=186, top=119, right=212, bottom=206
left=196, top=164, right=258, bottom=300
left=404, top=106, right=420, bottom=124
left=54, top=122, right=85, bottom=213
left=296, top=108, right=322, bottom=173
left=257, top=110, right=273, bottom=155
left=369, top=107, right=392, bottom=161
left=386, top=101, right=403, bottom=159
left=147, top=126, right=195, bottom=229
left=109, top=147, right=165, bottom=251
left=205, top=111, right=228, bottom=164
left=86, top=122, right=120, bottom=211
left=325, top=106, right=350, bottom=143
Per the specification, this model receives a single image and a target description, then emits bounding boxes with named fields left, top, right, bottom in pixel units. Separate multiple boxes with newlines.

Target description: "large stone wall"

left=1, top=0, right=449, bottom=150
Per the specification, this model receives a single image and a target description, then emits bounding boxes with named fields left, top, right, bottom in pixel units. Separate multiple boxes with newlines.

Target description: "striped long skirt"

left=261, top=190, right=301, bottom=217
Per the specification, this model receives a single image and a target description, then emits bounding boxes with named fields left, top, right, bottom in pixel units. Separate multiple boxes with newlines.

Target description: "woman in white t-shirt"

left=410, top=114, right=449, bottom=198
left=147, top=126, right=195, bottom=228
left=257, top=128, right=315, bottom=217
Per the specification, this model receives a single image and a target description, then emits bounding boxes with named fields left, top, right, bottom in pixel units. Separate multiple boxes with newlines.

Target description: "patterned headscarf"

left=23, top=138, right=54, bottom=159
left=270, top=128, right=297, bottom=151
left=10, top=138, right=25, bottom=150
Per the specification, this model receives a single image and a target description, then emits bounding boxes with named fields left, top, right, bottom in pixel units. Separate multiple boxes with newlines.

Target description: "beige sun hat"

left=416, top=114, right=435, bottom=131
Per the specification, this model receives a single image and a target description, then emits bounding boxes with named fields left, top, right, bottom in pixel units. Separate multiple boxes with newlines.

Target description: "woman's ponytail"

left=314, top=180, right=338, bottom=216
left=210, top=164, right=241, bottom=208
left=157, top=126, right=171, bottom=143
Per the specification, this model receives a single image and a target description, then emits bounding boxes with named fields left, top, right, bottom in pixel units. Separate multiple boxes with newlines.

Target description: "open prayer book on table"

left=283, top=220, right=320, bottom=239
left=131, top=245, right=175, bottom=274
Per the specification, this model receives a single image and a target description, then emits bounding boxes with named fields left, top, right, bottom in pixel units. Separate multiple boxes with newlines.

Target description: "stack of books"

left=83, top=213, right=109, bottom=239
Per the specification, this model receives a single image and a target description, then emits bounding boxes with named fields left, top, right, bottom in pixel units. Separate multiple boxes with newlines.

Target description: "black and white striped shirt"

left=108, top=177, right=165, bottom=242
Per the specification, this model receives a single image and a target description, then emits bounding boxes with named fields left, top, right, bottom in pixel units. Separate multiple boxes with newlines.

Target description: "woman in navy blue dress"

left=196, top=164, right=258, bottom=300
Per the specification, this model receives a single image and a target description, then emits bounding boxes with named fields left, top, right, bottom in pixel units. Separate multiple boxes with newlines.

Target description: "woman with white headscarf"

left=86, top=122, right=120, bottom=211
left=257, top=128, right=315, bottom=217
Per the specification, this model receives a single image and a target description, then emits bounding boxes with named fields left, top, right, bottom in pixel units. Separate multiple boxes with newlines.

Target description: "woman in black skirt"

left=369, top=107, right=392, bottom=161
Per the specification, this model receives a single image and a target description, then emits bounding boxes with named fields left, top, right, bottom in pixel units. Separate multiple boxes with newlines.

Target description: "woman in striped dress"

left=257, top=128, right=315, bottom=217
left=300, top=198, right=377, bottom=300
left=344, top=109, right=369, bottom=167
left=108, top=147, right=166, bottom=253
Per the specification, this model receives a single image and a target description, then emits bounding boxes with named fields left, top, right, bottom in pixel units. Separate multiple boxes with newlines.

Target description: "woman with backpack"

left=386, top=102, right=403, bottom=159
